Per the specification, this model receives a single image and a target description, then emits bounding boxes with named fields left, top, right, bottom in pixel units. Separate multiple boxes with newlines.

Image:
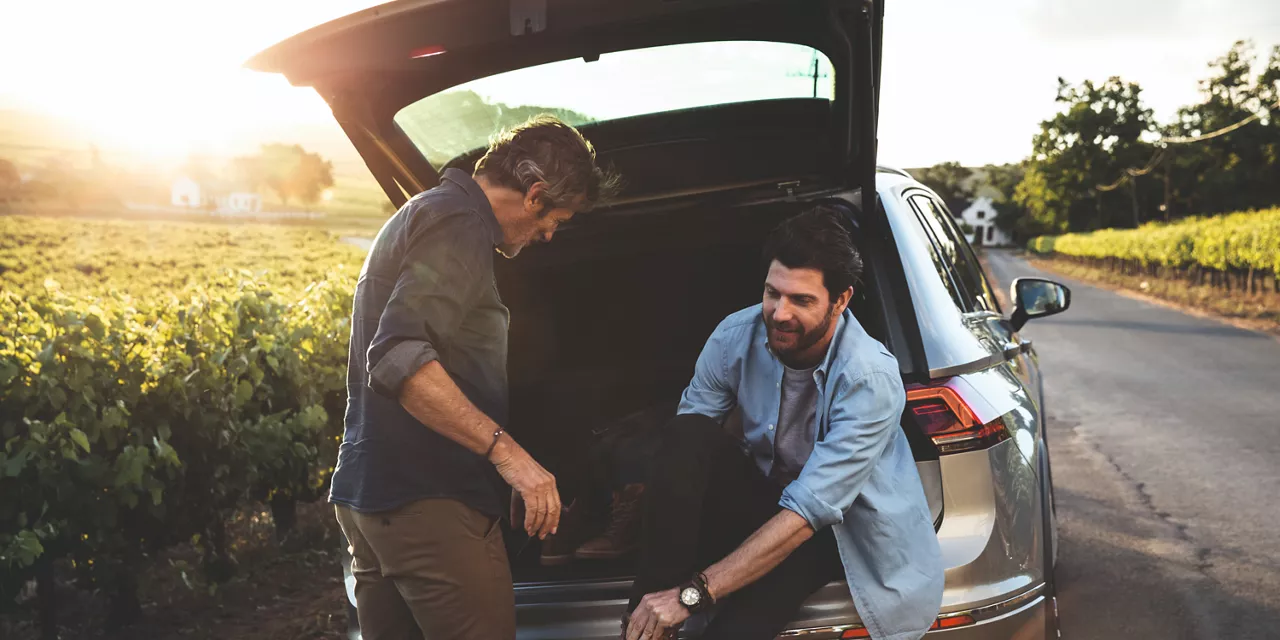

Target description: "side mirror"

left=1010, top=278, right=1071, bottom=331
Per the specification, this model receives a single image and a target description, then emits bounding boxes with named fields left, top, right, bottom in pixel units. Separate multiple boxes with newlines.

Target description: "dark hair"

left=473, top=115, right=621, bottom=213
left=762, top=205, right=864, bottom=302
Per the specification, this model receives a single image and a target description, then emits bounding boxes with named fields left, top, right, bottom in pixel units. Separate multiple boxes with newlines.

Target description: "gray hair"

left=474, top=115, right=621, bottom=213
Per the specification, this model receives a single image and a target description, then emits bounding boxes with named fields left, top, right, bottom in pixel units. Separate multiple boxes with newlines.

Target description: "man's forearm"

left=703, top=509, right=815, bottom=600
left=397, top=359, right=507, bottom=457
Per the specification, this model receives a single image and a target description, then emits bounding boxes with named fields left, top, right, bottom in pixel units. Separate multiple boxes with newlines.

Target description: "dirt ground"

left=1, top=502, right=350, bottom=640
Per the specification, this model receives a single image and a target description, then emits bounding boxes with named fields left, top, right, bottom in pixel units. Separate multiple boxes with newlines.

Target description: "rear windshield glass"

left=394, top=41, right=835, bottom=167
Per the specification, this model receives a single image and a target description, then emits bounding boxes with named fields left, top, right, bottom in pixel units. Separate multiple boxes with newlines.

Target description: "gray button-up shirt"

left=678, top=304, right=945, bottom=640
left=330, top=169, right=510, bottom=517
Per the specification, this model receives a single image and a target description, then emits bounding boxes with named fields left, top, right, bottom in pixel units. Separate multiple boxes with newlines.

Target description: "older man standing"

left=331, top=116, right=618, bottom=640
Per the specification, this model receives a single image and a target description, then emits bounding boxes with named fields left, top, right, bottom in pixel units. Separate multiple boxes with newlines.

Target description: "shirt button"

left=768, top=424, right=775, bottom=430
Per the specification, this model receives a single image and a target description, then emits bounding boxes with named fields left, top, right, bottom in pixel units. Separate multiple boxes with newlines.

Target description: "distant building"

left=957, top=197, right=1011, bottom=247
left=170, top=177, right=262, bottom=213
left=171, top=176, right=205, bottom=208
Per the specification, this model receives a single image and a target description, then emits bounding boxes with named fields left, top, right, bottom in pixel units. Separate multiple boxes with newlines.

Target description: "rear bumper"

left=927, top=593, right=1047, bottom=639
left=779, top=584, right=1049, bottom=640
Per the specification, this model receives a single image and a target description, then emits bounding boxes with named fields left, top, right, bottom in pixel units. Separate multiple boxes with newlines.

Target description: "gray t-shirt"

left=770, top=363, right=820, bottom=484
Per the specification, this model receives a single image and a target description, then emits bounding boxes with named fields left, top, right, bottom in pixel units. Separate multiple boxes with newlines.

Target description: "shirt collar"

left=815, top=311, right=850, bottom=380
left=441, top=168, right=503, bottom=246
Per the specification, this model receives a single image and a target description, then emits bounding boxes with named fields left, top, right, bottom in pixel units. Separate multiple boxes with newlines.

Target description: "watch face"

left=680, top=587, right=701, bottom=607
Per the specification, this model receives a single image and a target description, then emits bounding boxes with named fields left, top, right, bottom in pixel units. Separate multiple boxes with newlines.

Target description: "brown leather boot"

left=575, top=484, right=645, bottom=560
left=539, top=500, right=593, bottom=566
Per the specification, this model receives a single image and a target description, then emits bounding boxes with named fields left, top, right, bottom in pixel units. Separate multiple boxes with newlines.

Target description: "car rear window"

left=394, top=41, right=835, bottom=167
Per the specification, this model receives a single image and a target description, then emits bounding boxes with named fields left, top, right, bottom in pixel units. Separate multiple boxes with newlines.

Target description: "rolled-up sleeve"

left=676, top=327, right=737, bottom=422
left=366, top=213, right=491, bottom=399
left=779, top=370, right=906, bottom=530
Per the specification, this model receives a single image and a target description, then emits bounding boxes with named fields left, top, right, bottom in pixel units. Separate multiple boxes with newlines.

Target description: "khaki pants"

left=335, top=498, right=516, bottom=640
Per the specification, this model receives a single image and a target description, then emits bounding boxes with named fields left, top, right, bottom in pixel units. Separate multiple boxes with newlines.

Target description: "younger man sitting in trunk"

left=625, top=206, right=944, bottom=640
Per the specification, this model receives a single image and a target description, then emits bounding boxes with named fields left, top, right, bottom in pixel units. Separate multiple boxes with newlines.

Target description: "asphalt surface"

left=983, top=250, right=1280, bottom=640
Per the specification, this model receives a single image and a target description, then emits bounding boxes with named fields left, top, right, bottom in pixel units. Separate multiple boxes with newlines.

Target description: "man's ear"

left=523, top=182, right=548, bottom=217
left=833, top=287, right=854, bottom=315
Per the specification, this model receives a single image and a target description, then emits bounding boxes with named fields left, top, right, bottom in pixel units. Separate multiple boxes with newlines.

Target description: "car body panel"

left=876, top=179, right=994, bottom=378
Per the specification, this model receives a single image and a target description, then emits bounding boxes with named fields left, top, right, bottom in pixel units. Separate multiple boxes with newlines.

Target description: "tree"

left=1162, top=41, right=1280, bottom=218
left=235, top=144, right=334, bottom=209
left=915, top=162, right=975, bottom=214
left=1014, top=77, right=1158, bottom=232
left=397, top=90, right=594, bottom=166
left=984, top=162, right=1053, bottom=243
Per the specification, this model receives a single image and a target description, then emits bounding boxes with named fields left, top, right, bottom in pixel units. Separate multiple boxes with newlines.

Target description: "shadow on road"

left=1056, top=484, right=1280, bottom=640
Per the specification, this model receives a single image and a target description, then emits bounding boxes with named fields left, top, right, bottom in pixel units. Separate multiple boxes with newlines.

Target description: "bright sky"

left=1, top=0, right=1277, bottom=168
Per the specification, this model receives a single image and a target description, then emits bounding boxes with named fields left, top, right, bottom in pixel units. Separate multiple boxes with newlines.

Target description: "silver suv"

left=251, top=2, right=1070, bottom=638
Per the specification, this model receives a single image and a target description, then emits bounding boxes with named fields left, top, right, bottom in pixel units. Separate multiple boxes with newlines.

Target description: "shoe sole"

left=540, top=553, right=575, bottom=566
left=573, top=548, right=636, bottom=560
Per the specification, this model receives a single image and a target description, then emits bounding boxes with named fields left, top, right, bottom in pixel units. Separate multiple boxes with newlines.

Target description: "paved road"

left=984, top=250, right=1280, bottom=640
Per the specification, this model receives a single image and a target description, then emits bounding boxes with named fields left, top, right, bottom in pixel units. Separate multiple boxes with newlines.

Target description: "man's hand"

left=491, top=441, right=561, bottom=539
left=626, top=587, right=689, bottom=640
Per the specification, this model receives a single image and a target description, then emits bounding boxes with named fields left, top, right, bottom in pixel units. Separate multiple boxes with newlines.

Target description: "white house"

left=171, top=177, right=263, bottom=214
left=957, top=197, right=1011, bottom=247
left=171, top=177, right=205, bottom=208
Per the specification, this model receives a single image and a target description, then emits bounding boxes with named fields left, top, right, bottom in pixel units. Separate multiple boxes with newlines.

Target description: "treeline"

left=916, top=41, right=1280, bottom=242
left=0, top=143, right=335, bottom=213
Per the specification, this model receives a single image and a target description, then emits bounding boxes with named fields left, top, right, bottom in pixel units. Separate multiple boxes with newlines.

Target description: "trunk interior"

left=495, top=193, right=886, bottom=584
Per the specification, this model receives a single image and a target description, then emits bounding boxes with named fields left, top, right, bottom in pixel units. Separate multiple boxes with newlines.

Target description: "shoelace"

left=604, top=492, right=642, bottom=538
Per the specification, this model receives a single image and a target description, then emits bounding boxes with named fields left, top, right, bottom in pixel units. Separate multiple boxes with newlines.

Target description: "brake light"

left=933, top=614, right=977, bottom=629
left=840, top=613, right=977, bottom=638
left=906, top=385, right=1010, bottom=454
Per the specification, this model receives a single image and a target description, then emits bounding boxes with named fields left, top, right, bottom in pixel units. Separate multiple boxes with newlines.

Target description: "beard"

left=764, top=306, right=835, bottom=362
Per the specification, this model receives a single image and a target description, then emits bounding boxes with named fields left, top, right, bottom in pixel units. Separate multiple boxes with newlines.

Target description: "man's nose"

left=772, top=300, right=794, bottom=323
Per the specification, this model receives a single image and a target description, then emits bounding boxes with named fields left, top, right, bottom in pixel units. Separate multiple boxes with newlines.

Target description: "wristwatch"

left=678, top=572, right=715, bottom=614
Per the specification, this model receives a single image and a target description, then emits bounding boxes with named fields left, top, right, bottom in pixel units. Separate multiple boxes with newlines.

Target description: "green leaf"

left=0, top=360, right=19, bottom=386
left=150, top=487, right=163, bottom=506
left=69, top=428, right=91, bottom=454
left=4, top=450, right=28, bottom=477
left=234, top=380, right=253, bottom=406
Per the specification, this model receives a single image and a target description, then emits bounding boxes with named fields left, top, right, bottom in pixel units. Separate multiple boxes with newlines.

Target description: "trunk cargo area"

left=494, top=195, right=881, bottom=584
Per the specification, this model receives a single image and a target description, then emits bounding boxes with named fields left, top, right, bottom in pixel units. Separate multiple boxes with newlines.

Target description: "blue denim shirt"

left=679, top=305, right=945, bottom=640
left=330, top=169, right=510, bottom=517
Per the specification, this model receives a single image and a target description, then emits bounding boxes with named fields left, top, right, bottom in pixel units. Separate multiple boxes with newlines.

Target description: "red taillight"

left=409, top=45, right=447, bottom=59
left=906, top=386, right=1010, bottom=455
left=841, top=613, right=977, bottom=638
left=932, top=614, right=976, bottom=629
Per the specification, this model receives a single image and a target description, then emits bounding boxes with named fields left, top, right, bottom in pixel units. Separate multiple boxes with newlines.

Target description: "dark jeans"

left=629, top=414, right=844, bottom=640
